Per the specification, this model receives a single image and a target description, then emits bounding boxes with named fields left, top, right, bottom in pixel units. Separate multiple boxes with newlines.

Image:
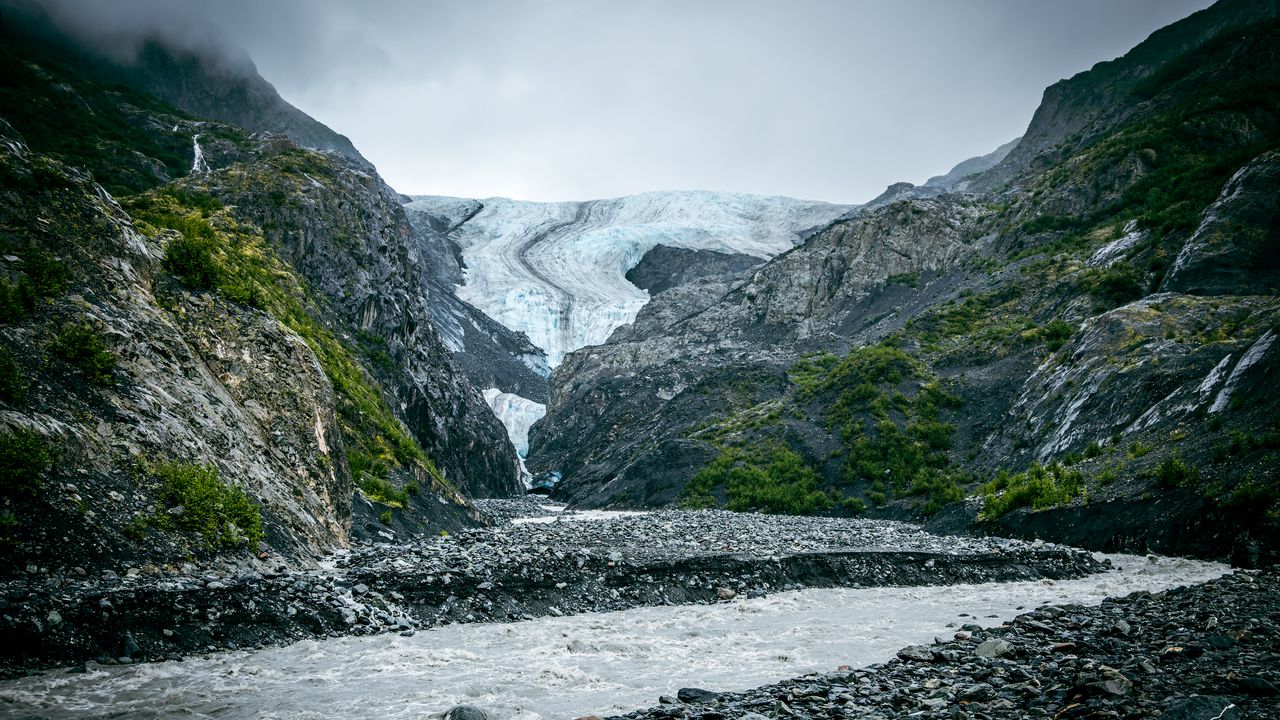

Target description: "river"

left=0, top=552, right=1226, bottom=720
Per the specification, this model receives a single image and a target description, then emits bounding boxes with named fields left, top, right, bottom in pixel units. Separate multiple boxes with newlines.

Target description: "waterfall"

left=190, top=134, right=210, bottom=175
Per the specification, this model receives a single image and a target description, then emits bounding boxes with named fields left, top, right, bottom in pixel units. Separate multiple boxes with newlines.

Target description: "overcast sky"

left=35, top=0, right=1214, bottom=203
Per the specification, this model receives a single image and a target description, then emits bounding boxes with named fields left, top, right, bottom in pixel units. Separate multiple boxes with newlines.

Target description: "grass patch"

left=681, top=444, right=838, bottom=515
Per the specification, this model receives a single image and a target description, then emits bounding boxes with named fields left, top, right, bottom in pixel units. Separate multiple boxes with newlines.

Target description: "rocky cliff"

left=0, top=15, right=519, bottom=575
left=531, top=3, right=1280, bottom=564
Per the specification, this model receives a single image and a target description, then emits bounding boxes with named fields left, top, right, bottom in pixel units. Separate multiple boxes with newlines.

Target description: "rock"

left=121, top=633, right=141, bottom=658
left=1161, top=696, right=1243, bottom=720
left=1159, top=644, right=1206, bottom=662
left=1236, top=676, right=1278, bottom=696
left=352, top=583, right=370, bottom=595
left=715, top=587, right=735, bottom=601
left=975, top=638, right=1013, bottom=658
left=677, top=688, right=721, bottom=704
left=443, top=706, right=494, bottom=720
left=1204, top=634, right=1235, bottom=650
left=897, top=645, right=936, bottom=663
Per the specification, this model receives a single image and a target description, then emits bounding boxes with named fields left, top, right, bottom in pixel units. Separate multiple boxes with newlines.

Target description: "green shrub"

left=980, top=462, right=1085, bottom=518
left=0, top=346, right=27, bottom=404
left=0, top=428, right=51, bottom=498
left=1152, top=453, right=1200, bottom=488
left=379, top=509, right=393, bottom=525
left=148, top=462, right=263, bottom=550
left=23, top=248, right=69, bottom=296
left=887, top=272, right=918, bottom=288
left=164, top=234, right=221, bottom=289
left=0, top=248, right=69, bottom=323
left=1041, top=320, right=1076, bottom=351
left=1082, top=265, right=1144, bottom=308
left=50, top=322, right=116, bottom=385
left=683, top=445, right=833, bottom=515
left=1127, top=440, right=1152, bottom=459
left=0, top=278, right=37, bottom=323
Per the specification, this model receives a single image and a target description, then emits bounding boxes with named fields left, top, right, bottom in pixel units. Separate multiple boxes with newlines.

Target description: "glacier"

left=482, top=388, right=547, bottom=458
left=408, top=190, right=851, bottom=366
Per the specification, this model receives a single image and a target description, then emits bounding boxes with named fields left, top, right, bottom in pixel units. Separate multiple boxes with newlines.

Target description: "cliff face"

left=0, top=17, right=520, bottom=575
left=0, top=121, right=355, bottom=570
left=531, top=6, right=1280, bottom=563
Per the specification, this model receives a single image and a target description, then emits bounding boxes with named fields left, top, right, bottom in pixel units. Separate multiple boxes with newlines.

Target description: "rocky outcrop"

left=1162, top=150, right=1280, bottom=295
left=624, top=244, right=762, bottom=297
left=973, top=0, right=1279, bottom=193
left=186, top=147, right=523, bottom=501
left=0, top=124, right=348, bottom=570
left=993, top=294, right=1280, bottom=463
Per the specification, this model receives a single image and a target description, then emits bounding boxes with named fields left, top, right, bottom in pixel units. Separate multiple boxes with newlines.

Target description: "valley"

left=0, top=0, right=1278, bottom=718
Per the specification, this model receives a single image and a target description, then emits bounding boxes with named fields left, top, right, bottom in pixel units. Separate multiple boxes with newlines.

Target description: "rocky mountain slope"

left=0, top=15, right=520, bottom=575
left=1, top=0, right=372, bottom=170
left=531, top=0, right=1280, bottom=564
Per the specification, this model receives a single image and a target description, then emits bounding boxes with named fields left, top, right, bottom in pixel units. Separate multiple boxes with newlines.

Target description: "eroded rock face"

left=994, top=294, right=1280, bottom=462
left=0, top=126, right=349, bottom=569
left=192, top=147, right=523, bottom=501
left=1163, top=150, right=1280, bottom=295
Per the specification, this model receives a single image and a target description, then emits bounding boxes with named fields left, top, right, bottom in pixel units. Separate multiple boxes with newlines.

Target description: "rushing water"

left=0, top=553, right=1226, bottom=720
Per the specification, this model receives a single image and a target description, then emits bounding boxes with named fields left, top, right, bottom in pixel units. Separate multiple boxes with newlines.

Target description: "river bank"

left=0, top=501, right=1103, bottom=678
left=617, top=568, right=1280, bottom=720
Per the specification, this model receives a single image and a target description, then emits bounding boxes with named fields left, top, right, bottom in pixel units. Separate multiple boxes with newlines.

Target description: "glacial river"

left=0, top=552, right=1227, bottom=720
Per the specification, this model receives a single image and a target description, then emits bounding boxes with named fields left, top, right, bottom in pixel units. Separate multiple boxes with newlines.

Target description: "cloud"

left=15, top=0, right=1216, bottom=202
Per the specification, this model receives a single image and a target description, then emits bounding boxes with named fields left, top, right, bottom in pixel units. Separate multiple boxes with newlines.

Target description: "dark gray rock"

left=1161, top=696, right=1243, bottom=720
left=676, top=687, right=720, bottom=704
left=443, top=705, right=494, bottom=720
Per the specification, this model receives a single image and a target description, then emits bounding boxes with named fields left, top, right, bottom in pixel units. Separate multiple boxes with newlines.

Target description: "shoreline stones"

left=0, top=504, right=1103, bottom=678
left=615, top=568, right=1280, bottom=720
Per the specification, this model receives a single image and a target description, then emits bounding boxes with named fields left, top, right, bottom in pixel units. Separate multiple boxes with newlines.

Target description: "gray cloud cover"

left=32, top=0, right=1213, bottom=202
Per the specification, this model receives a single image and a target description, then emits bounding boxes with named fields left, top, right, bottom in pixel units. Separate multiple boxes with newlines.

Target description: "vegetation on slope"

left=122, top=185, right=451, bottom=511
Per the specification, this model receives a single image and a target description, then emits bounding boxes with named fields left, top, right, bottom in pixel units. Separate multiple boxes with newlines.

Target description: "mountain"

left=0, top=14, right=520, bottom=574
left=0, top=0, right=372, bottom=170
left=529, top=1, right=1280, bottom=564
left=857, top=137, right=1020, bottom=211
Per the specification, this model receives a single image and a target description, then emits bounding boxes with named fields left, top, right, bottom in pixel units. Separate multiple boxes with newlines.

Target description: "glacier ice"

left=482, top=388, right=547, bottom=458
left=409, top=190, right=851, bottom=366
